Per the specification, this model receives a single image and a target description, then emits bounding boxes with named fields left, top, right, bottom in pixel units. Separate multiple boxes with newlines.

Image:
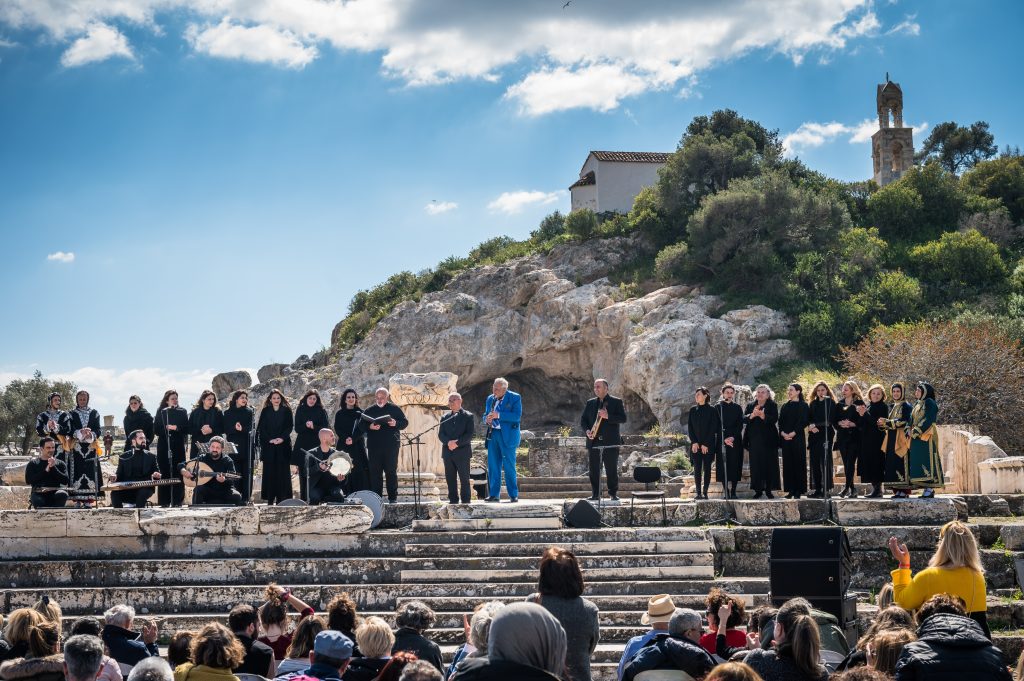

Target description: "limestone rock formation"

left=236, top=236, right=793, bottom=432
left=211, top=370, right=253, bottom=397
left=257, top=363, right=289, bottom=383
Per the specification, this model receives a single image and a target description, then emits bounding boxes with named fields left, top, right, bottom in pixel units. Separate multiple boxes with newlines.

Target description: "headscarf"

left=487, top=603, right=566, bottom=676
left=917, top=382, right=936, bottom=401
left=890, top=383, right=905, bottom=403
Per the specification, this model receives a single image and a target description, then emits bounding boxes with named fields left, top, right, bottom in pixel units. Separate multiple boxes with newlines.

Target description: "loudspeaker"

left=769, top=527, right=853, bottom=625
left=566, top=499, right=602, bottom=528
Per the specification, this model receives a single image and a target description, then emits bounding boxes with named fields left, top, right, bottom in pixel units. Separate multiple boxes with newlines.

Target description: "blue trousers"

left=487, top=433, right=519, bottom=499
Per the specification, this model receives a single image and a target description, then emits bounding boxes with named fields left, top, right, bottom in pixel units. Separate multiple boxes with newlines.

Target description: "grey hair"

left=754, top=383, right=776, bottom=402
left=394, top=601, right=436, bottom=632
left=469, top=602, right=506, bottom=651
left=63, top=635, right=104, bottom=681
left=669, top=608, right=702, bottom=637
left=127, top=657, right=173, bottom=681
left=493, top=377, right=509, bottom=388
left=208, top=435, right=227, bottom=448
left=594, top=378, right=609, bottom=388
left=104, top=604, right=135, bottom=628
left=447, top=392, right=462, bottom=401
left=398, top=660, right=442, bottom=681
left=375, top=387, right=390, bottom=396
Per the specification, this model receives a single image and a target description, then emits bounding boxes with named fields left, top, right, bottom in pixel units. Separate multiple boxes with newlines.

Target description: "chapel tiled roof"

left=590, top=151, right=671, bottom=163
left=569, top=170, right=596, bottom=189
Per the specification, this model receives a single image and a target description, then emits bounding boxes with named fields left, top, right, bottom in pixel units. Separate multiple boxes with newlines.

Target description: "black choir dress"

left=155, top=405, right=189, bottom=506
left=258, top=405, right=294, bottom=504
left=743, top=400, right=780, bottom=493
left=833, top=399, right=864, bottom=490
left=334, top=407, right=369, bottom=494
left=686, top=403, right=720, bottom=494
left=224, top=405, right=255, bottom=502
left=122, top=406, right=155, bottom=447
left=778, top=399, right=810, bottom=496
left=716, top=401, right=745, bottom=484
left=188, top=405, right=224, bottom=457
left=858, top=399, right=889, bottom=487
left=293, top=400, right=329, bottom=502
left=807, top=397, right=836, bottom=494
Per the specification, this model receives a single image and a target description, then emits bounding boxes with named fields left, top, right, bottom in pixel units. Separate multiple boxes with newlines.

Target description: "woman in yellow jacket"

left=174, top=624, right=243, bottom=681
left=887, top=520, right=989, bottom=638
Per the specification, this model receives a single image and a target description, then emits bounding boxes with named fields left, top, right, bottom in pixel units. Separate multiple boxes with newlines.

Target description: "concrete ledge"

left=139, top=507, right=260, bottom=536
left=830, top=498, right=957, bottom=526
left=258, top=505, right=373, bottom=534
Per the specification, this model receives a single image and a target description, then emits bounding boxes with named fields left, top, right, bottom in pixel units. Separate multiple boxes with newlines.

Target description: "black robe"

left=833, top=399, right=863, bottom=451
left=154, top=405, right=189, bottom=506
left=35, top=410, right=71, bottom=438
left=257, top=405, right=294, bottom=503
left=716, top=401, right=744, bottom=483
left=123, top=407, right=155, bottom=446
left=334, top=407, right=369, bottom=493
left=743, top=400, right=780, bottom=492
left=224, top=405, right=255, bottom=501
left=188, top=406, right=225, bottom=456
left=858, top=400, right=889, bottom=484
left=686, top=403, right=721, bottom=452
left=67, top=407, right=102, bottom=498
left=293, top=401, right=329, bottom=501
left=778, top=399, right=809, bottom=495
left=358, top=402, right=409, bottom=456
left=807, top=398, right=836, bottom=458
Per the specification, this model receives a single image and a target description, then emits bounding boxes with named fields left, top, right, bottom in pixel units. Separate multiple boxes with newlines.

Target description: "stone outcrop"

left=240, top=237, right=793, bottom=432
left=257, top=363, right=289, bottom=383
left=211, top=370, right=253, bottom=397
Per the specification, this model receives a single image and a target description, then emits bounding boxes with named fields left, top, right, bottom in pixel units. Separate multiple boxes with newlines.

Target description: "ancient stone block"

left=999, top=524, right=1024, bottom=551
left=446, top=503, right=561, bottom=520
left=139, top=507, right=259, bottom=536
left=831, top=498, right=956, bottom=526
left=0, top=485, right=31, bottom=510
left=67, top=508, right=141, bottom=537
left=258, top=505, right=373, bottom=535
left=0, top=509, right=67, bottom=537
left=979, top=458, right=1024, bottom=495
left=733, top=500, right=801, bottom=525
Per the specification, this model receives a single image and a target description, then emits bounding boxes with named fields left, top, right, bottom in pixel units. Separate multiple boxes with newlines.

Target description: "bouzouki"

left=182, top=461, right=242, bottom=488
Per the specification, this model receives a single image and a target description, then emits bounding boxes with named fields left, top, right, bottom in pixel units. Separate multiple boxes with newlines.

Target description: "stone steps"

left=403, top=539, right=711, bottom=557
left=400, top=561, right=715, bottom=583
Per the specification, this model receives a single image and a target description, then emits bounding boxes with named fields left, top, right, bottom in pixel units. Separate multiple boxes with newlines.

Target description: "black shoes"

left=589, top=495, right=600, bottom=501
left=765, top=491, right=775, bottom=499
left=752, top=491, right=763, bottom=499
left=809, top=490, right=823, bottom=498
left=609, top=495, right=619, bottom=501
left=509, top=497, right=518, bottom=503
left=784, top=493, right=794, bottom=500
left=485, top=496, right=499, bottom=503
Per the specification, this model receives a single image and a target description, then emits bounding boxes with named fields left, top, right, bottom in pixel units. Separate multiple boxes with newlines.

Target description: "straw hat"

left=640, top=594, right=677, bottom=625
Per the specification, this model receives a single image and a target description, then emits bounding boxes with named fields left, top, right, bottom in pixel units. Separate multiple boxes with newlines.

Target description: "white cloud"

left=46, top=251, right=75, bottom=263
left=424, top=201, right=458, bottom=215
left=185, top=19, right=317, bottom=69
left=1, top=1, right=895, bottom=114
left=784, top=117, right=928, bottom=156
left=487, top=190, right=562, bottom=215
left=0, top=37, right=16, bottom=48
left=888, top=16, right=921, bottom=36
left=60, top=22, right=133, bottom=67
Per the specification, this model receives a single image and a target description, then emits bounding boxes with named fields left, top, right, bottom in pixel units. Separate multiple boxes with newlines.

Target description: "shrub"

left=0, top=372, right=78, bottom=455
left=909, top=228, right=1007, bottom=300
left=653, top=242, right=689, bottom=283
left=564, top=209, right=598, bottom=240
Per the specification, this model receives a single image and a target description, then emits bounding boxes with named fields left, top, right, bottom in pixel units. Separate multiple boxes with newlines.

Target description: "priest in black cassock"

left=438, top=392, right=475, bottom=504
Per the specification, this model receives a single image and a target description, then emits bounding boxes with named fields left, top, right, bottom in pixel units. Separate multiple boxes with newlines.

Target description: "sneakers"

left=509, top=497, right=519, bottom=503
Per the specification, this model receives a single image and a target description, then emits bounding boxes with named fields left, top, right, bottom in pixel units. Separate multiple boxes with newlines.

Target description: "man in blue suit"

left=483, top=377, right=522, bottom=502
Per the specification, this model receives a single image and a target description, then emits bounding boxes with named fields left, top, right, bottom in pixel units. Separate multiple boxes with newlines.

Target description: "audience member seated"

left=0, top=610, right=44, bottom=663
left=702, top=589, right=749, bottom=658
left=446, top=603, right=504, bottom=681
left=391, top=603, right=443, bottom=672
left=325, top=594, right=362, bottom=658
left=526, top=547, right=600, bottom=681
left=67, top=617, right=125, bottom=681
left=744, top=598, right=828, bottom=681
left=894, top=593, right=1010, bottom=681
left=705, top=661, right=768, bottom=681
left=621, top=608, right=716, bottom=681
left=450, top=602, right=566, bottom=681
left=836, top=606, right=914, bottom=672
left=276, top=616, right=326, bottom=677
left=830, top=669, right=891, bottom=681
left=617, top=595, right=676, bottom=680
left=258, top=587, right=315, bottom=662
left=373, top=652, right=419, bottom=681
left=876, top=584, right=895, bottom=609
left=867, top=629, right=916, bottom=677
left=887, top=520, right=990, bottom=638
left=102, top=605, right=160, bottom=673
left=229, top=605, right=275, bottom=679
left=344, top=617, right=393, bottom=681
left=398, top=660, right=441, bottom=681
left=31, top=600, right=62, bottom=641
left=173, top=623, right=245, bottom=681
left=168, top=633, right=196, bottom=671
left=0, top=619, right=63, bottom=681
left=128, top=658, right=174, bottom=681
left=62, top=634, right=104, bottom=681
left=279, top=630, right=353, bottom=681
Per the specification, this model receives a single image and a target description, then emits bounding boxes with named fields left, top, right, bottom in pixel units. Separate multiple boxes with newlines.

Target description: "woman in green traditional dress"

left=907, top=382, right=943, bottom=499
left=879, top=382, right=914, bottom=498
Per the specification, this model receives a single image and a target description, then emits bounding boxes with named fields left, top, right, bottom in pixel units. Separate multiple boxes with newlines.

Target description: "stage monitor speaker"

left=566, top=499, right=602, bottom=528
left=769, top=527, right=853, bottom=625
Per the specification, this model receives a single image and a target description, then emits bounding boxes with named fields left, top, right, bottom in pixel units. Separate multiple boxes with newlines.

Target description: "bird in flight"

left=563, top=0, right=571, bottom=8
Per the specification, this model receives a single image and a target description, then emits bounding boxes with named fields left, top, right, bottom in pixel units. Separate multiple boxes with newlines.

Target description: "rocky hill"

left=220, top=236, right=793, bottom=433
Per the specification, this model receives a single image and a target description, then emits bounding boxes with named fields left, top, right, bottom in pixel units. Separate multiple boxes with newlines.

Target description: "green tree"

left=626, top=186, right=674, bottom=246
left=564, top=209, right=598, bottom=240
left=909, top=229, right=1008, bottom=301
left=961, top=155, right=1024, bottom=223
left=863, top=271, right=924, bottom=325
left=867, top=182, right=924, bottom=243
left=868, top=164, right=965, bottom=243
left=915, top=121, right=997, bottom=174
left=531, top=211, right=566, bottom=241
left=0, top=372, right=77, bottom=455
left=684, top=109, right=783, bottom=159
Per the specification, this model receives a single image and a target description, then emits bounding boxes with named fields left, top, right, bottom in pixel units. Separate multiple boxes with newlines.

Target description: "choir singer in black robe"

left=293, top=390, right=329, bottom=502
left=109, top=430, right=161, bottom=508
left=580, top=379, right=628, bottom=501
left=122, top=395, right=154, bottom=449
left=358, top=388, right=408, bottom=503
left=189, top=390, right=224, bottom=457
left=258, top=389, right=294, bottom=505
left=834, top=381, right=864, bottom=498
left=155, top=390, right=189, bottom=507
left=778, top=384, right=809, bottom=499
left=224, top=390, right=255, bottom=502
left=438, top=392, right=475, bottom=504
left=807, top=381, right=837, bottom=498
left=334, top=388, right=369, bottom=494
left=182, top=436, right=243, bottom=506
left=743, top=384, right=780, bottom=499
left=716, top=384, right=745, bottom=499
left=858, top=384, right=889, bottom=498
left=686, top=387, right=720, bottom=500
left=307, top=429, right=349, bottom=505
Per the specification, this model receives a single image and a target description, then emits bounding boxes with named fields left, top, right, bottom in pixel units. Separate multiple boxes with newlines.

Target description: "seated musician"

left=25, top=437, right=70, bottom=508
left=108, top=430, right=161, bottom=508
left=181, top=436, right=244, bottom=506
left=307, top=428, right=349, bottom=505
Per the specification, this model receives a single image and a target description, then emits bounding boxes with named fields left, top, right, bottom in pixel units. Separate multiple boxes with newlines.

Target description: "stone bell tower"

left=871, top=75, right=915, bottom=186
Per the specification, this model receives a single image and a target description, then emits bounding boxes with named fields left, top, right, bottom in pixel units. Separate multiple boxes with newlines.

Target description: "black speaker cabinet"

left=769, top=527, right=854, bottom=625
left=566, top=499, right=602, bottom=528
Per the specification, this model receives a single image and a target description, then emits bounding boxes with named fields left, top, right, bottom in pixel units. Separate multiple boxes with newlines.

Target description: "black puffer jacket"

left=622, top=633, right=716, bottom=681
left=895, top=614, right=1011, bottom=681
left=449, top=657, right=560, bottom=681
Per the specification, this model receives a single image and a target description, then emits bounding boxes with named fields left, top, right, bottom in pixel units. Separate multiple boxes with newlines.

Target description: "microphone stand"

left=247, top=407, right=257, bottom=505
left=822, top=397, right=832, bottom=500
left=401, top=421, right=443, bottom=520
left=718, top=400, right=728, bottom=499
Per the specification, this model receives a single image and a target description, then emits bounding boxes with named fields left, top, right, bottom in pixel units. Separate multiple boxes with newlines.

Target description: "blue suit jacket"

left=484, top=391, right=522, bottom=448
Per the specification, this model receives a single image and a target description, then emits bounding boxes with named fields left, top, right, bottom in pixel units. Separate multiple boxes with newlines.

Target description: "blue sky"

left=1, top=0, right=1021, bottom=414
